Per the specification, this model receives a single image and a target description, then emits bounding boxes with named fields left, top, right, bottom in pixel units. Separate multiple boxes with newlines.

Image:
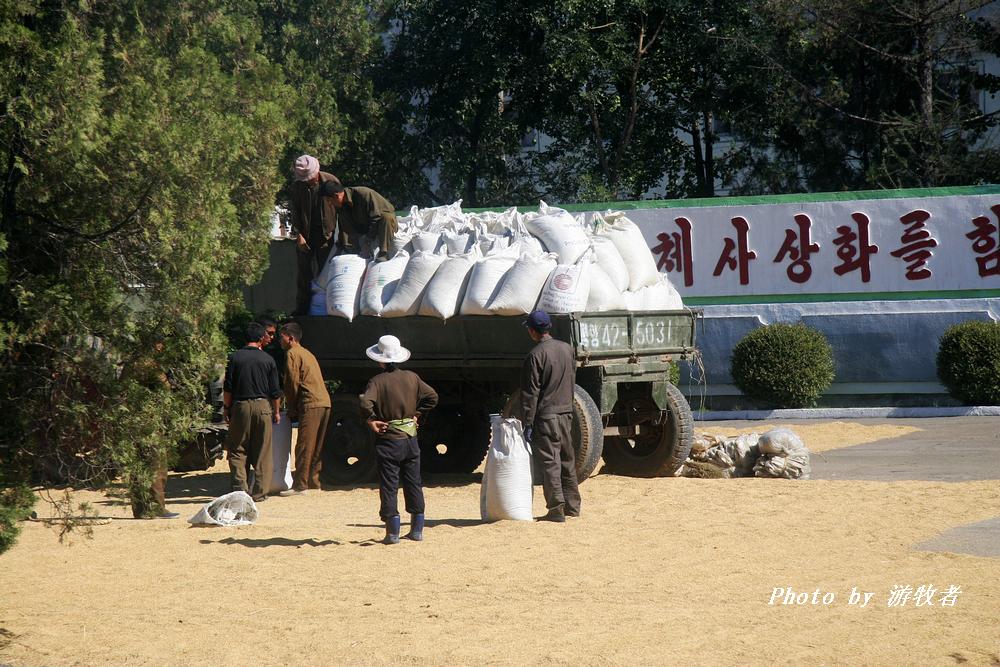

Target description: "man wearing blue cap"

left=520, top=310, right=581, bottom=522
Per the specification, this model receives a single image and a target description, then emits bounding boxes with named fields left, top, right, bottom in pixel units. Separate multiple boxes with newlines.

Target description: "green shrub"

left=936, top=320, right=1000, bottom=405
left=730, top=323, right=835, bottom=408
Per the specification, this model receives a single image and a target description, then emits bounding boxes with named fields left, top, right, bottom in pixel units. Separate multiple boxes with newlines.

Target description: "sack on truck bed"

left=488, top=253, right=558, bottom=316
left=590, top=235, right=630, bottom=293
left=325, top=254, right=368, bottom=320
left=359, top=251, right=409, bottom=317
left=586, top=263, right=626, bottom=312
left=460, top=246, right=520, bottom=315
left=597, top=212, right=660, bottom=291
left=524, top=201, right=591, bottom=264
left=418, top=250, right=479, bottom=319
left=382, top=251, right=448, bottom=317
left=537, top=260, right=591, bottom=314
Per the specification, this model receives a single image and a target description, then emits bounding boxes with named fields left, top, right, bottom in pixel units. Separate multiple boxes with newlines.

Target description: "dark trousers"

left=292, top=405, right=330, bottom=490
left=295, top=243, right=333, bottom=315
left=375, top=436, right=424, bottom=521
left=533, top=414, right=581, bottom=515
left=226, top=399, right=273, bottom=501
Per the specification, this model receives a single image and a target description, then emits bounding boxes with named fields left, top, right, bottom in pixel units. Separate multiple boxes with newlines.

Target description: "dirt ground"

left=1, top=420, right=999, bottom=666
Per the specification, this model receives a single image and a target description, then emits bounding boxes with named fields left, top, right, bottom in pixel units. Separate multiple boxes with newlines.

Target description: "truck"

left=297, top=308, right=700, bottom=485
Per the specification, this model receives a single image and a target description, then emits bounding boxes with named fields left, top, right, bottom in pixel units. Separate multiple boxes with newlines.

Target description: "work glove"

left=523, top=426, right=533, bottom=443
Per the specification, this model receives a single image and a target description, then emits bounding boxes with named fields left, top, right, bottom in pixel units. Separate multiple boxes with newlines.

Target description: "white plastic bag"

left=325, top=254, right=368, bottom=320
left=382, top=251, right=448, bottom=317
left=418, top=250, right=479, bottom=319
left=488, top=253, right=558, bottom=315
left=480, top=416, right=534, bottom=522
left=538, top=261, right=591, bottom=314
left=359, top=251, right=409, bottom=316
left=188, top=491, right=259, bottom=526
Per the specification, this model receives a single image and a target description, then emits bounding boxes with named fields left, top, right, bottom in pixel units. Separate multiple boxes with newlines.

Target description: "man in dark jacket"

left=222, top=322, right=282, bottom=502
left=288, top=154, right=341, bottom=315
left=360, top=335, right=438, bottom=544
left=520, top=310, right=581, bottom=522
left=320, top=181, right=398, bottom=259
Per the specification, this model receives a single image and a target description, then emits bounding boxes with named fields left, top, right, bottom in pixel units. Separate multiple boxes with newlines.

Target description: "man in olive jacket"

left=320, top=181, right=398, bottom=259
left=288, top=154, right=341, bottom=315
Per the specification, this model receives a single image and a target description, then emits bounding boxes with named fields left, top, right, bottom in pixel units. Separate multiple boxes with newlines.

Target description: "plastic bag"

left=480, top=416, right=534, bottom=521
left=188, top=491, right=259, bottom=526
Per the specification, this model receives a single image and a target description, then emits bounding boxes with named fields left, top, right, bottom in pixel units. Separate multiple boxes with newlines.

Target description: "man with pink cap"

left=288, top=154, right=341, bottom=315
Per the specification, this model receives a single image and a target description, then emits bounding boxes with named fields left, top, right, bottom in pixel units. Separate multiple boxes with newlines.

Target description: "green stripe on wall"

left=434, top=184, right=1000, bottom=216
left=684, top=289, right=1000, bottom=306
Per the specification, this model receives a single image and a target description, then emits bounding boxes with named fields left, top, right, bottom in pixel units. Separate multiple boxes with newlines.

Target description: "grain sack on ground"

left=755, top=428, right=811, bottom=479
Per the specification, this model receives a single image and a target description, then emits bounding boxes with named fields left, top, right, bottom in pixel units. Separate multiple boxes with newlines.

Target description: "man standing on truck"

left=288, top=154, right=341, bottom=315
left=520, top=310, right=581, bottom=522
left=277, top=322, right=330, bottom=494
left=222, top=322, right=282, bottom=502
left=319, top=181, right=398, bottom=260
left=359, top=335, right=438, bottom=544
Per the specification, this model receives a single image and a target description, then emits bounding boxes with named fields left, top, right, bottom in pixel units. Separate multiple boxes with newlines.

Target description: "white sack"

left=488, top=253, right=558, bottom=315
left=325, top=254, right=368, bottom=320
left=622, top=276, right=683, bottom=311
left=480, top=416, right=534, bottom=522
left=476, top=232, right=511, bottom=256
left=590, top=236, right=630, bottom=292
left=388, top=229, right=414, bottom=259
left=418, top=250, right=479, bottom=319
left=598, top=212, right=660, bottom=291
left=188, top=491, right=258, bottom=526
left=538, top=262, right=591, bottom=314
left=524, top=201, right=591, bottom=264
left=382, top=251, right=448, bottom=317
left=359, top=251, right=409, bottom=316
left=269, top=411, right=294, bottom=493
left=442, top=230, right=475, bottom=255
left=308, top=284, right=326, bottom=316
left=586, top=263, right=626, bottom=312
left=758, top=428, right=808, bottom=457
left=411, top=231, right=441, bottom=254
left=460, top=247, right=520, bottom=315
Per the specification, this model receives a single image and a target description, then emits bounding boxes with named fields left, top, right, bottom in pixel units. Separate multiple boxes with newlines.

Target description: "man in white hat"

left=359, top=335, right=438, bottom=544
left=288, top=154, right=341, bottom=315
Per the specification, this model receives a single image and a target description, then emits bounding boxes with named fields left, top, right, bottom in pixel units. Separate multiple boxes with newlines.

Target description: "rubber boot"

left=406, top=513, right=425, bottom=541
left=383, top=516, right=401, bottom=545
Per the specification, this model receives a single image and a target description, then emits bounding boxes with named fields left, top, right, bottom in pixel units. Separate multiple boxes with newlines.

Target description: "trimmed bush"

left=730, top=323, right=835, bottom=408
left=936, top=320, right=1000, bottom=405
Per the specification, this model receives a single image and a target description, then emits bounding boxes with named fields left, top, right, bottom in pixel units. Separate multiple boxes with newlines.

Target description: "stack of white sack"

left=754, top=428, right=811, bottom=480
left=320, top=200, right=685, bottom=320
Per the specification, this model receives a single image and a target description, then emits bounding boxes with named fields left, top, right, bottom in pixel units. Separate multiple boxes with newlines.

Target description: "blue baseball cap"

left=523, top=309, right=552, bottom=330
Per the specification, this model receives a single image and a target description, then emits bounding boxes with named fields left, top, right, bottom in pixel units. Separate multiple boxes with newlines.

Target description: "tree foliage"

left=0, top=0, right=294, bottom=548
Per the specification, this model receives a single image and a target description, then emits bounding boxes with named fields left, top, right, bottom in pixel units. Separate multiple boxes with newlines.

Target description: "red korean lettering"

left=773, top=213, right=820, bottom=283
left=833, top=212, right=879, bottom=283
left=713, top=216, right=757, bottom=286
left=966, top=204, right=1000, bottom=277
left=889, top=209, right=937, bottom=281
left=652, top=216, right=694, bottom=287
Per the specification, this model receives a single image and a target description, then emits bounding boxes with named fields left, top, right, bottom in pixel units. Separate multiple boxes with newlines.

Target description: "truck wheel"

left=419, top=405, right=490, bottom=475
left=503, top=385, right=604, bottom=482
left=319, top=395, right=378, bottom=485
left=601, top=382, right=693, bottom=477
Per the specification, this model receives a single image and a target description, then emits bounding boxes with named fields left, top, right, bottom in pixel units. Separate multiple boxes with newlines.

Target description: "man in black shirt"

left=223, top=322, right=282, bottom=502
left=520, top=310, right=581, bottom=522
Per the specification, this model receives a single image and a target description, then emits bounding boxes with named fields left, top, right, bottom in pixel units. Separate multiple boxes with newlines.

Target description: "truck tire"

left=601, top=382, right=693, bottom=477
left=319, top=394, right=378, bottom=485
left=503, top=385, right=604, bottom=482
left=418, top=405, right=490, bottom=475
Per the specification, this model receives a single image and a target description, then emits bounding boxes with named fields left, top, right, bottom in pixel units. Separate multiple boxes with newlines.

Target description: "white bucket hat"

left=366, top=335, right=411, bottom=364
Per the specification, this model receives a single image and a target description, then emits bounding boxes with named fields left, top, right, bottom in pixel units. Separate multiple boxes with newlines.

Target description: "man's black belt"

left=234, top=397, right=269, bottom=402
